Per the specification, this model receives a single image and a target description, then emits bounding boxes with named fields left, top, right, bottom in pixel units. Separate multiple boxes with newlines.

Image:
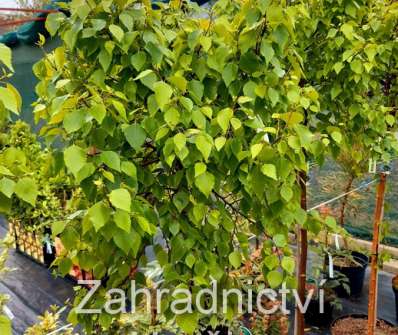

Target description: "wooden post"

left=295, top=171, right=308, bottom=335
left=367, top=172, right=387, bottom=335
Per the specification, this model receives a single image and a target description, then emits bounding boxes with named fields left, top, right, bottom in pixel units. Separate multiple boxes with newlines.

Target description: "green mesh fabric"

left=8, top=39, right=60, bottom=129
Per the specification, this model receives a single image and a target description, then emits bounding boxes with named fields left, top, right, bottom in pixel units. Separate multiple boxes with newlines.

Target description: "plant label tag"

left=3, top=306, right=14, bottom=320
left=334, top=234, right=340, bottom=250
left=328, top=253, right=334, bottom=279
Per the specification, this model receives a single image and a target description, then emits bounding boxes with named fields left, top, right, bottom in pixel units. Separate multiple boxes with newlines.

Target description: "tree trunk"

left=339, top=175, right=354, bottom=228
left=367, top=172, right=387, bottom=335
left=295, top=171, right=308, bottom=335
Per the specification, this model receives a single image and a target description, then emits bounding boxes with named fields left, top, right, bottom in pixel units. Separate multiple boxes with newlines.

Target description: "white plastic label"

left=328, top=253, right=334, bottom=279
left=334, top=234, right=340, bottom=250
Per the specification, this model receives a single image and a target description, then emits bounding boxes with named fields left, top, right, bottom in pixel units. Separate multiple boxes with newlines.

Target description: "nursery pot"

left=42, top=228, right=56, bottom=267
left=393, top=286, right=398, bottom=322
left=332, top=251, right=368, bottom=298
left=201, top=326, right=229, bottom=335
left=305, top=299, right=334, bottom=328
left=330, top=314, right=395, bottom=335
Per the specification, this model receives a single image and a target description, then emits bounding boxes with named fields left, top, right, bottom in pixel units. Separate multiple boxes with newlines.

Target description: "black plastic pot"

left=331, top=313, right=395, bottom=335
left=42, top=244, right=56, bottom=267
left=305, top=299, right=334, bottom=328
left=201, top=326, right=229, bottom=335
left=393, top=286, right=398, bottom=322
left=332, top=251, right=368, bottom=298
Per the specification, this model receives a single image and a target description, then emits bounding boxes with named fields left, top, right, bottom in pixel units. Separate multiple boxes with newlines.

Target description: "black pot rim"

left=331, top=313, right=395, bottom=329
left=332, top=251, right=369, bottom=270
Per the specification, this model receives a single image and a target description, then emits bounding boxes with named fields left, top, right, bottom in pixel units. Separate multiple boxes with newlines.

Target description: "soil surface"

left=331, top=317, right=398, bottom=335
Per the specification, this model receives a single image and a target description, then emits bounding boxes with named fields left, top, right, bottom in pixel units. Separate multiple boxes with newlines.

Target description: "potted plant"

left=304, top=278, right=343, bottom=328
left=25, top=305, right=77, bottom=335
left=0, top=121, right=62, bottom=267
left=392, top=275, right=398, bottom=322
left=0, top=235, right=13, bottom=335
left=331, top=314, right=397, bottom=335
left=318, top=143, right=371, bottom=298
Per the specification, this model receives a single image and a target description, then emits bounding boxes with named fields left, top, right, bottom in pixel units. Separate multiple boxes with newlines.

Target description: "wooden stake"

left=295, top=171, right=308, bottom=335
left=367, top=172, right=387, bottom=335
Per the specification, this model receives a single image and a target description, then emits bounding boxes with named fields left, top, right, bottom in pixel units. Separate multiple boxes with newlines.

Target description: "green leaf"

left=109, top=24, right=124, bottom=42
left=333, top=62, right=344, bottom=74
left=64, top=145, right=86, bottom=176
left=174, top=133, right=187, bottom=152
left=331, top=131, right=342, bottom=143
left=195, top=134, right=213, bottom=161
left=153, top=81, right=173, bottom=111
left=88, top=201, right=110, bottom=231
left=123, top=124, right=147, bottom=150
left=64, top=109, right=85, bottom=133
left=264, top=255, right=279, bottom=270
left=164, top=108, right=180, bottom=128
left=386, top=114, right=395, bottom=126
left=45, top=12, right=65, bottom=36
left=0, top=177, right=15, bottom=198
left=59, top=258, right=72, bottom=276
left=273, top=234, right=287, bottom=247
left=280, top=184, right=293, bottom=202
left=273, top=25, right=289, bottom=50
left=176, top=313, right=198, bottom=335
left=194, top=162, right=207, bottom=177
left=111, top=99, right=127, bottom=120
left=341, top=23, right=354, bottom=40
left=134, top=69, right=154, bottom=81
left=229, top=251, right=242, bottom=269
left=260, top=39, right=275, bottom=64
left=268, top=87, right=279, bottom=106
left=187, top=80, right=204, bottom=103
left=52, top=220, right=67, bottom=236
left=0, top=315, right=11, bottom=335
left=273, top=112, right=304, bottom=127
left=261, top=164, right=277, bottom=180
left=195, top=171, right=215, bottom=197
left=267, top=270, right=283, bottom=288
left=350, top=59, right=363, bottom=74
left=331, top=83, right=342, bottom=99
left=192, top=109, right=206, bottom=129
left=217, top=108, right=233, bottom=134
left=89, top=104, right=106, bottom=124
left=222, top=63, right=238, bottom=87
left=0, top=86, right=19, bottom=114
left=121, top=161, right=137, bottom=179
left=136, top=216, right=154, bottom=235
left=0, top=43, right=13, bottom=71
left=0, top=193, right=11, bottom=214
left=215, top=137, right=226, bottom=151
left=114, top=209, right=131, bottom=232
left=251, top=143, right=264, bottom=159
left=15, top=177, right=38, bottom=206
left=173, top=191, right=189, bottom=213
left=113, top=228, right=134, bottom=254
left=100, top=151, right=121, bottom=171
left=130, top=51, right=147, bottom=71
left=99, top=48, right=112, bottom=72
left=185, top=253, right=196, bottom=268
left=281, top=257, right=295, bottom=274
left=109, top=188, right=131, bottom=212
left=120, top=12, right=133, bottom=30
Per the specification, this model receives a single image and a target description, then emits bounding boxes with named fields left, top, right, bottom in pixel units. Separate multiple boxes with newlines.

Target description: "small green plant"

left=0, top=235, right=14, bottom=335
left=24, top=305, right=76, bottom=335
